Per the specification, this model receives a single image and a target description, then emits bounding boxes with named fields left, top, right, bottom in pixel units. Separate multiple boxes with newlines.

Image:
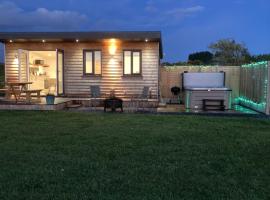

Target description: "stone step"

left=67, top=104, right=82, bottom=109
left=158, top=103, right=167, bottom=107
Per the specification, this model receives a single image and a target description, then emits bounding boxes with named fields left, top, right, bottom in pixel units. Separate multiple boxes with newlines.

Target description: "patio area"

left=0, top=97, right=73, bottom=110
left=157, top=104, right=260, bottom=115
left=0, top=94, right=263, bottom=115
left=0, top=90, right=264, bottom=116
left=0, top=96, right=159, bottom=111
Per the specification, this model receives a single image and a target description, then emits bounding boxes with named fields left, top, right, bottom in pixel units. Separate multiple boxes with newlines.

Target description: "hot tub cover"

left=185, top=87, right=232, bottom=91
left=183, top=72, right=226, bottom=89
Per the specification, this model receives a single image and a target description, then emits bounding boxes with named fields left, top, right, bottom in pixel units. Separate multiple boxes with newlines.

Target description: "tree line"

left=163, top=38, right=270, bottom=66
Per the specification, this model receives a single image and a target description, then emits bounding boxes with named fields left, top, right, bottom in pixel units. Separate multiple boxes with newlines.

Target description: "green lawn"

left=0, top=111, right=270, bottom=200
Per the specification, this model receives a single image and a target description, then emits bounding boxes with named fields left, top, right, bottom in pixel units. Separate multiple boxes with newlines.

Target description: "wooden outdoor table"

left=6, top=82, right=33, bottom=102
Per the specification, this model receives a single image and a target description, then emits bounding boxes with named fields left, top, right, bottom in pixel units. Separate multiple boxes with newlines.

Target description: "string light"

left=242, top=61, right=268, bottom=68
left=235, top=61, right=269, bottom=113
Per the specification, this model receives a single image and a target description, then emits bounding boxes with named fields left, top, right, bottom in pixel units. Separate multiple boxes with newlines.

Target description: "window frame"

left=123, top=50, right=142, bottom=76
left=83, top=49, right=102, bottom=76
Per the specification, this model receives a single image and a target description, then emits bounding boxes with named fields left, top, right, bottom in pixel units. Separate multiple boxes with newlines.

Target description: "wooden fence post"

left=266, top=62, right=270, bottom=115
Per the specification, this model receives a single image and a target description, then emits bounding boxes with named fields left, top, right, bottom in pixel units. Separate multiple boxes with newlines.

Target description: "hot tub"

left=182, top=72, right=232, bottom=110
left=185, top=87, right=232, bottom=110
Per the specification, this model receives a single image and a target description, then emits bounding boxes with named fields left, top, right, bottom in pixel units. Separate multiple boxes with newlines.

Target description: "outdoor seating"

left=4, top=82, right=42, bottom=103
left=23, top=89, right=42, bottom=103
left=90, top=85, right=104, bottom=109
left=132, top=86, right=150, bottom=111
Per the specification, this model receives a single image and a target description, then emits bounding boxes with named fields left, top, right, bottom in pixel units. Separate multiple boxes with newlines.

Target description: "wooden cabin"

left=0, top=32, right=163, bottom=100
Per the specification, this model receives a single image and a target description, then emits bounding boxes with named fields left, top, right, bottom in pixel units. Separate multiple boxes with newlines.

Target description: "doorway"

left=28, top=51, right=57, bottom=95
left=57, top=49, right=64, bottom=95
left=18, top=49, right=65, bottom=96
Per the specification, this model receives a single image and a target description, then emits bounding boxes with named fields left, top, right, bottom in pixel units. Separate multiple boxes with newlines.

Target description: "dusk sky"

left=0, top=0, right=269, bottom=62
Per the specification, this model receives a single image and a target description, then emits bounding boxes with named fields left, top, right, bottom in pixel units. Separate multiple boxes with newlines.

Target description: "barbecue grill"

left=169, top=86, right=181, bottom=104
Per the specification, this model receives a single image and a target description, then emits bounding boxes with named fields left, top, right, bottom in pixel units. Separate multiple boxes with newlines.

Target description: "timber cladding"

left=4, top=42, right=160, bottom=98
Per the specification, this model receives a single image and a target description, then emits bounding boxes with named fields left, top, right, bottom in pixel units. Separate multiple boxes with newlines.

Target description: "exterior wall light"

left=9, top=40, right=13, bottom=43
left=42, top=39, right=46, bottom=43
left=109, top=39, right=117, bottom=55
left=76, top=39, right=79, bottom=42
left=145, top=39, right=148, bottom=42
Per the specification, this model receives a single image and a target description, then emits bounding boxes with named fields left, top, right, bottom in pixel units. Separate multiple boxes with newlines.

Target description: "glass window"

left=57, top=51, right=64, bottom=94
left=84, top=50, right=102, bottom=75
left=94, top=51, right=101, bottom=75
left=85, top=51, right=93, bottom=74
left=133, top=52, right=140, bottom=74
left=123, top=50, right=141, bottom=75
left=124, top=51, right=131, bottom=75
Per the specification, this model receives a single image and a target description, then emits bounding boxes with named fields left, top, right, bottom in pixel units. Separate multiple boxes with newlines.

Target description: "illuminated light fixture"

left=236, top=60, right=269, bottom=113
left=109, top=45, right=117, bottom=55
left=242, top=61, right=268, bottom=68
left=42, top=39, right=46, bottom=43
left=48, top=53, right=52, bottom=57
left=110, top=38, right=116, bottom=43
left=145, top=38, right=148, bottom=42
left=109, top=38, right=117, bottom=55
left=76, top=39, right=79, bottom=42
left=9, top=40, right=13, bottom=43
left=235, top=96, right=266, bottom=112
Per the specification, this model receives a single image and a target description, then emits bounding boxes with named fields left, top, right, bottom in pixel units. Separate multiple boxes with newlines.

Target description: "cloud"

left=166, top=6, right=205, bottom=19
left=0, top=1, right=88, bottom=31
left=0, top=1, right=204, bottom=31
left=141, top=4, right=205, bottom=27
left=113, top=5, right=205, bottom=29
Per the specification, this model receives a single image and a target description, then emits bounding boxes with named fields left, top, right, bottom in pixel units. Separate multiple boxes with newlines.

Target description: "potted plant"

left=46, top=89, right=55, bottom=105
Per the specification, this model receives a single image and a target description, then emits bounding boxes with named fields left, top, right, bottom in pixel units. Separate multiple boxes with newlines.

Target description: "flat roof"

left=0, top=31, right=163, bottom=58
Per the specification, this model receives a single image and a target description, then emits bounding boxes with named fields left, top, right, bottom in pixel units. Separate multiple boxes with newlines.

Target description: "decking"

left=0, top=96, right=261, bottom=116
left=0, top=97, right=159, bottom=111
left=0, top=98, right=73, bottom=110
left=157, top=104, right=260, bottom=115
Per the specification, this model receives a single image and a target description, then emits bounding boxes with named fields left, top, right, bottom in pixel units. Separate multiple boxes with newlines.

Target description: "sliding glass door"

left=56, top=49, right=64, bottom=95
left=18, top=49, right=29, bottom=83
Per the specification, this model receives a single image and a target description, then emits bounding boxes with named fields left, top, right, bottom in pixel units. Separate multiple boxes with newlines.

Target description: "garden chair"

left=141, top=86, right=150, bottom=99
left=90, top=85, right=102, bottom=110
left=133, top=86, right=150, bottom=111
